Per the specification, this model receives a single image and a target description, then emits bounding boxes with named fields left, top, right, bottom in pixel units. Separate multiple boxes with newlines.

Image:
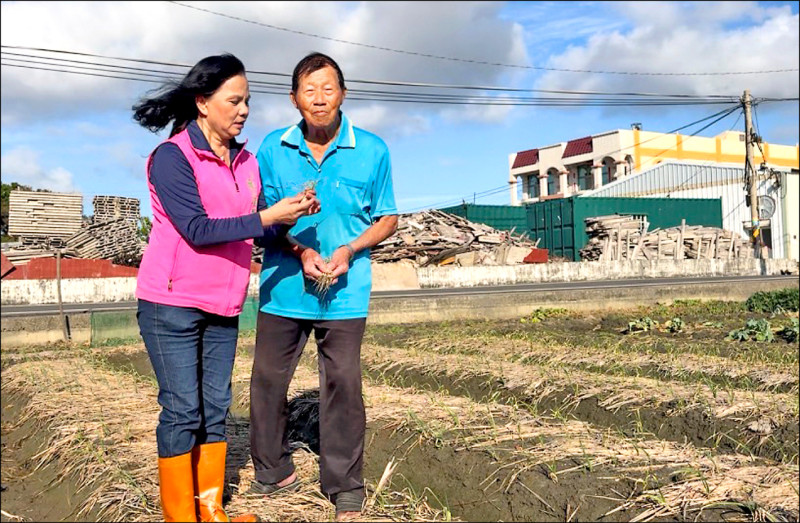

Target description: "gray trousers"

left=249, top=312, right=367, bottom=497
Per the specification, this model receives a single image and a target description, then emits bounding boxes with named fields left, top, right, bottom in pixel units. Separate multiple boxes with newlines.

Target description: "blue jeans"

left=137, top=299, right=239, bottom=458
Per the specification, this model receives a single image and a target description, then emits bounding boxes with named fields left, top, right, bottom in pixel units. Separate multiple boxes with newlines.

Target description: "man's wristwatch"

left=340, top=243, right=355, bottom=257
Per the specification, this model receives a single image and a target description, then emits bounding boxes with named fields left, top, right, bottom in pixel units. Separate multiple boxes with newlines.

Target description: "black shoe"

left=334, top=489, right=365, bottom=516
left=246, top=477, right=301, bottom=496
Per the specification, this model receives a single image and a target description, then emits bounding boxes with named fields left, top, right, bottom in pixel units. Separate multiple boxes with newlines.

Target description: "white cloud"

left=536, top=2, right=799, bottom=98
left=345, top=104, right=430, bottom=138
left=1, top=1, right=529, bottom=129
left=1, top=146, right=77, bottom=192
left=248, top=99, right=299, bottom=132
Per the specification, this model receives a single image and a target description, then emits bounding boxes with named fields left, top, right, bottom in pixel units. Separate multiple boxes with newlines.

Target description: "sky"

left=1, top=1, right=798, bottom=218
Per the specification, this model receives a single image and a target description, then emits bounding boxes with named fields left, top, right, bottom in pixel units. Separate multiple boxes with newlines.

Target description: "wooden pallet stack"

left=64, top=217, right=139, bottom=260
left=93, top=195, right=140, bottom=224
left=579, top=215, right=754, bottom=261
left=7, top=190, right=83, bottom=243
left=2, top=248, right=56, bottom=265
left=371, top=209, right=535, bottom=266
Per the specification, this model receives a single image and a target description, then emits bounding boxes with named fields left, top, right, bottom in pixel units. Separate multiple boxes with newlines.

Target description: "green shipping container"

left=526, top=197, right=723, bottom=261
left=438, top=204, right=528, bottom=235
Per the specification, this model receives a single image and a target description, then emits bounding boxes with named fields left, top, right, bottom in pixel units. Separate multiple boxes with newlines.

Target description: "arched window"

left=602, top=157, right=615, bottom=185
left=529, top=174, right=540, bottom=199
left=547, top=168, right=559, bottom=196
left=577, top=164, right=593, bottom=190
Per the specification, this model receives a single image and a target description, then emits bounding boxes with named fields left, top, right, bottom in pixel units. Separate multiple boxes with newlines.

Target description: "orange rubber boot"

left=192, top=442, right=258, bottom=522
left=158, top=452, right=199, bottom=522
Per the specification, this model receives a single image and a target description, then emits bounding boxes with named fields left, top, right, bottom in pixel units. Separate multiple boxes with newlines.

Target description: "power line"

left=2, top=47, right=792, bottom=212
left=166, top=1, right=799, bottom=77
left=3, top=58, right=751, bottom=107
left=411, top=103, right=745, bottom=212
left=636, top=105, right=742, bottom=171
left=404, top=186, right=512, bottom=215
left=2, top=45, right=758, bottom=100
left=1, top=61, right=165, bottom=84
left=664, top=108, right=745, bottom=201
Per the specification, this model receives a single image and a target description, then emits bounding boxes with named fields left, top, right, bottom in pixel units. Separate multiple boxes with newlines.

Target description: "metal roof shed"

left=580, top=160, right=787, bottom=259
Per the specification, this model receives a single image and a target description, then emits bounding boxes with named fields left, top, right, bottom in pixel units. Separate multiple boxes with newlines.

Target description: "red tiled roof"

left=563, top=136, right=593, bottom=158
left=1, top=252, right=16, bottom=279
left=2, top=257, right=138, bottom=280
left=512, top=148, right=539, bottom=169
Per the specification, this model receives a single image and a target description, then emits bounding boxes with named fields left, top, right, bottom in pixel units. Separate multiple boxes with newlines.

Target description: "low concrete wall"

left=371, top=260, right=420, bottom=291
left=4, top=276, right=797, bottom=348
left=3, top=258, right=796, bottom=305
left=2, top=262, right=422, bottom=306
left=1, top=313, right=91, bottom=346
left=417, top=258, right=799, bottom=288
left=1, top=274, right=264, bottom=306
left=1, top=277, right=138, bottom=305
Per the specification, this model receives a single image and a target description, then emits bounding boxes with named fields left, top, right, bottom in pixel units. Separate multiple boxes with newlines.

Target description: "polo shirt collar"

left=280, top=111, right=356, bottom=151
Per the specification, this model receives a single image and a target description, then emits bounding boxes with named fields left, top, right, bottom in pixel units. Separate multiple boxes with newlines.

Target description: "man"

left=248, top=52, right=398, bottom=521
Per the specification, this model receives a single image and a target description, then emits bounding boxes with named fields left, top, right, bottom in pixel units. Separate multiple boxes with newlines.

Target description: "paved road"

left=2, top=274, right=796, bottom=317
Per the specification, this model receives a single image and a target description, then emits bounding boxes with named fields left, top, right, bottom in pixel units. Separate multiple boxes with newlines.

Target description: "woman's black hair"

left=291, top=52, right=346, bottom=93
left=132, top=53, right=245, bottom=137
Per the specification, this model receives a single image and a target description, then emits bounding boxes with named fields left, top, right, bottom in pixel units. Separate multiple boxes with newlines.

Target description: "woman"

left=132, top=53, right=318, bottom=522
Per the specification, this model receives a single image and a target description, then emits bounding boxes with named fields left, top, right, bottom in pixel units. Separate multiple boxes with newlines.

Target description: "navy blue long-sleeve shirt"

left=149, top=120, right=269, bottom=247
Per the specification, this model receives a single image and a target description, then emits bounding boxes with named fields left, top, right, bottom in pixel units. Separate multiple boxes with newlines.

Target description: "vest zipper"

left=227, top=154, right=240, bottom=192
left=231, top=166, right=239, bottom=192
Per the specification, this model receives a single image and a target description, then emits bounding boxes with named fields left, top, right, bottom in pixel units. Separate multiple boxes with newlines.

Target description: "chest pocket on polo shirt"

left=334, top=176, right=369, bottom=216
left=276, top=180, right=306, bottom=200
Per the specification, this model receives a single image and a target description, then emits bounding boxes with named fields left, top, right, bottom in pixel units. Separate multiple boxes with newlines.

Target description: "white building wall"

left=591, top=131, right=624, bottom=163
left=783, top=172, right=799, bottom=261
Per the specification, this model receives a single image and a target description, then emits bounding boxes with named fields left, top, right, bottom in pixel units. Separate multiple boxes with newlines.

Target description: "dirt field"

left=2, top=295, right=798, bottom=522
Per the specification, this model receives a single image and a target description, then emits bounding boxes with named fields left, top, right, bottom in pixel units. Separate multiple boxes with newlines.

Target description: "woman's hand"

left=259, top=192, right=320, bottom=227
left=300, top=189, right=322, bottom=215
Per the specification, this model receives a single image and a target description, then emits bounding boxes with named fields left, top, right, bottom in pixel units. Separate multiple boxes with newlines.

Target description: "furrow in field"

left=358, top=342, right=799, bottom=464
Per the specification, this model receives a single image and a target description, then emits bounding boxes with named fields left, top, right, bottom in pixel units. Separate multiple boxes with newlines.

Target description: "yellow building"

left=508, top=128, right=799, bottom=204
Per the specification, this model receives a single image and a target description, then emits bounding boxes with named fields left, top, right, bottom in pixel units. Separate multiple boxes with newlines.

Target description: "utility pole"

left=56, top=248, right=69, bottom=341
left=742, top=89, right=760, bottom=257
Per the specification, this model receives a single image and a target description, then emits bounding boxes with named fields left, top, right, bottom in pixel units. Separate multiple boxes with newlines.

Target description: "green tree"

left=138, top=216, right=152, bottom=243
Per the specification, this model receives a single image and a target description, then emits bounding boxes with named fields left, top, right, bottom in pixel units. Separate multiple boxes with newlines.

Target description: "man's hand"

left=300, top=248, right=328, bottom=281
left=326, top=245, right=354, bottom=283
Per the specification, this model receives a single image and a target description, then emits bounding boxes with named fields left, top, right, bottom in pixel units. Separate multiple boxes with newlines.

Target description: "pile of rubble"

left=579, top=214, right=754, bottom=261
left=371, top=209, right=538, bottom=267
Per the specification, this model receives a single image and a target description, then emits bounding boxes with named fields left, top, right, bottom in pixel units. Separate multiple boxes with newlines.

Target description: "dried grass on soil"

left=273, top=349, right=800, bottom=522
left=361, top=343, right=798, bottom=432
left=372, top=332, right=798, bottom=393
left=1, top=348, right=454, bottom=522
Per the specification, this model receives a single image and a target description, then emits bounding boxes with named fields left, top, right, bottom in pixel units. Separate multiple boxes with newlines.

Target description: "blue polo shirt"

left=256, top=112, right=397, bottom=320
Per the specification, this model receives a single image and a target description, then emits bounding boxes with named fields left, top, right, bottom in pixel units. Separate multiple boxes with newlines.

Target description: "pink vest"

left=136, top=129, right=261, bottom=316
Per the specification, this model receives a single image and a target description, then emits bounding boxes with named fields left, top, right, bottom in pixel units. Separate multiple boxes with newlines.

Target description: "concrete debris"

left=372, top=209, right=537, bottom=267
